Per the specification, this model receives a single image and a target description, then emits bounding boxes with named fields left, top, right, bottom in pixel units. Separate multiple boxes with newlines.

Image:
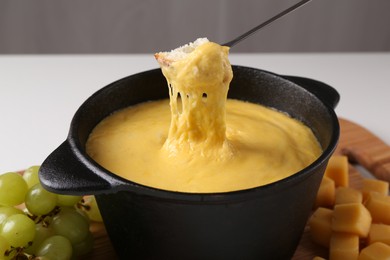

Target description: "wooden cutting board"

left=83, top=118, right=390, bottom=260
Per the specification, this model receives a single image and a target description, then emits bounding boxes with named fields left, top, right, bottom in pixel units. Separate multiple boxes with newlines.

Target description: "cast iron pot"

left=39, top=65, right=340, bottom=260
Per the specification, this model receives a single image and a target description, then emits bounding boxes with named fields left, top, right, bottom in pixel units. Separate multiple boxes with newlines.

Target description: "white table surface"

left=1, top=53, right=389, bottom=173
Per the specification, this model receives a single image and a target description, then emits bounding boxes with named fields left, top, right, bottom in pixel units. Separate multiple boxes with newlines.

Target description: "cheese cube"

left=325, top=155, right=349, bottom=187
left=315, top=176, right=336, bottom=208
left=368, top=223, right=390, bottom=246
left=362, top=179, right=389, bottom=201
left=358, top=242, right=390, bottom=260
left=329, top=232, right=359, bottom=260
left=365, top=193, right=390, bottom=225
left=335, top=187, right=363, bottom=205
left=308, top=207, right=333, bottom=248
left=332, top=203, right=372, bottom=237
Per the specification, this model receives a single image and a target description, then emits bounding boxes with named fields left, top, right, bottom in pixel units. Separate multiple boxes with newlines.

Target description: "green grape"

left=25, top=183, right=58, bottom=216
left=57, top=194, right=82, bottom=207
left=60, top=206, right=89, bottom=225
left=23, top=165, right=40, bottom=188
left=72, top=231, right=94, bottom=256
left=74, top=207, right=90, bottom=225
left=0, top=172, right=28, bottom=206
left=0, top=206, right=24, bottom=225
left=0, top=235, right=10, bottom=259
left=52, top=208, right=89, bottom=245
left=35, top=235, right=73, bottom=260
left=25, top=222, right=55, bottom=255
left=80, top=196, right=103, bottom=222
left=0, top=214, right=35, bottom=248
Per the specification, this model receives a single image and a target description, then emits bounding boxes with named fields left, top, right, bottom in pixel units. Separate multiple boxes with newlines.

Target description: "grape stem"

left=5, top=245, right=33, bottom=260
left=77, top=199, right=91, bottom=211
left=26, top=206, right=61, bottom=227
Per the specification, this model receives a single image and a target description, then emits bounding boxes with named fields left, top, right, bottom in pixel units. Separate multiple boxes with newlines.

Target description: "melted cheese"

left=86, top=40, right=322, bottom=193
left=160, top=42, right=233, bottom=159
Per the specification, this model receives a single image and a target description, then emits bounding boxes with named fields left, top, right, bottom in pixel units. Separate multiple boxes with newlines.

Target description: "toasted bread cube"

left=332, top=203, right=372, bottom=237
left=365, top=192, right=390, bottom=224
left=329, top=233, right=359, bottom=260
left=335, top=187, right=363, bottom=205
left=358, top=242, right=390, bottom=260
left=315, top=176, right=336, bottom=208
left=325, top=155, right=349, bottom=187
left=309, top=207, right=334, bottom=248
left=368, top=223, right=390, bottom=246
left=362, top=179, right=389, bottom=201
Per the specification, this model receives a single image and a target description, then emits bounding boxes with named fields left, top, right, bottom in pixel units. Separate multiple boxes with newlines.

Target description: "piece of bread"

left=154, top=38, right=209, bottom=66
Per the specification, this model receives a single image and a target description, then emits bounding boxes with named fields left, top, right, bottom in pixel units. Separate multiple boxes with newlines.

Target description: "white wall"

left=0, top=0, right=389, bottom=53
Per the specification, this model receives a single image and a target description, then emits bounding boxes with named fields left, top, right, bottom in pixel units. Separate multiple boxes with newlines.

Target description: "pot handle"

left=282, top=75, right=340, bottom=109
left=39, top=140, right=111, bottom=195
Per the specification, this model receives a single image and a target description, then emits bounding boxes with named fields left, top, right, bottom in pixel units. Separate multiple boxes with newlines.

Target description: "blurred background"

left=1, top=0, right=389, bottom=54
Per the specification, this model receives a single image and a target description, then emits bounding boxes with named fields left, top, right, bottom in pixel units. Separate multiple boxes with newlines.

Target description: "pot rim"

left=63, top=66, right=340, bottom=203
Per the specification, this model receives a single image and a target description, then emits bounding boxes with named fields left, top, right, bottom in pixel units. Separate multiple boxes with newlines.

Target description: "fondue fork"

left=223, top=0, right=313, bottom=48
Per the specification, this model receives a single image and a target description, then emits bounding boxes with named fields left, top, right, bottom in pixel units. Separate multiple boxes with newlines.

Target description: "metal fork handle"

left=223, top=0, right=313, bottom=48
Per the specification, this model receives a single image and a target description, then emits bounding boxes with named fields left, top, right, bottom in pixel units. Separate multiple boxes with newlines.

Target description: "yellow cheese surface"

left=358, top=242, right=390, bottom=260
left=362, top=179, right=389, bottom=201
left=365, top=193, right=390, bottom=225
left=332, top=203, right=372, bottom=238
left=86, top=41, right=322, bottom=193
left=335, top=187, right=363, bottom=205
left=329, top=233, right=359, bottom=260
left=325, top=155, right=349, bottom=187
left=315, top=176, right=336, bottom=208
left=308, top=207, right=333, bottom=248
left=368, top=223, right=390, bottom=246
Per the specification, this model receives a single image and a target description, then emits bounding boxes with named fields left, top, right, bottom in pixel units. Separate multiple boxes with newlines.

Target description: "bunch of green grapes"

left=0, top=166, right=103, bottom=260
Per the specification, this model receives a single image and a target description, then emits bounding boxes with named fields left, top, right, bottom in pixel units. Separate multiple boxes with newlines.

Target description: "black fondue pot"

left=39, top=66, right=340, bottom=260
